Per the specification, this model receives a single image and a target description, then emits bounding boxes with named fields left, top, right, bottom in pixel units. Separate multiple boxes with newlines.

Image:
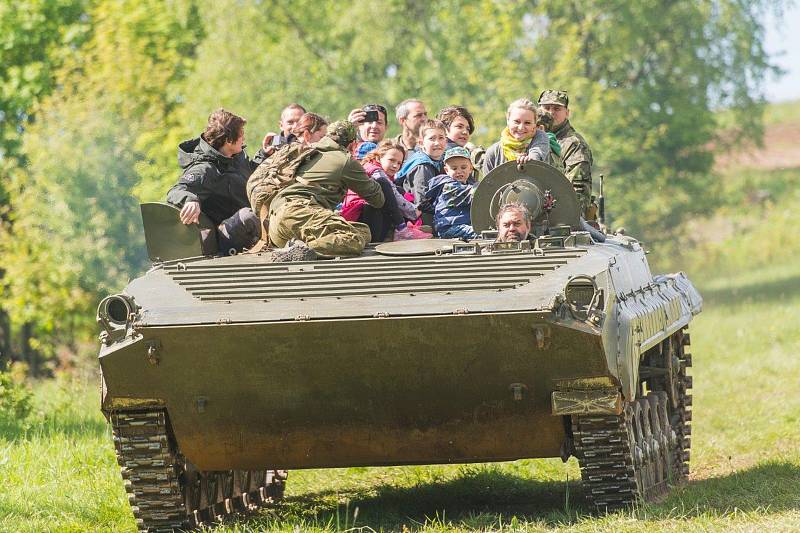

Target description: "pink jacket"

left=341, top=162, right=384, bottom=221
left=341, top=161, right=418, bottom=221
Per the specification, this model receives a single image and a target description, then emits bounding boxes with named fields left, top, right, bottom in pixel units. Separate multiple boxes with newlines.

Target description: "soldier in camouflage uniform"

left=535, top=109, right=566, bottom=172
left=268, top=121, right=385, bottom=258
left=537, top=90, right=593, bottom=216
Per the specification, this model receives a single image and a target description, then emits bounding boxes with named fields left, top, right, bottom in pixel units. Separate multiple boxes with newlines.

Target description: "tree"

left=0, top=0, right=91, bottom=366
left=0, top=0, right=203, bottom=368
left=533, top=0, right=780, bottom=242
left=0, top=0, right=91, bottom=161
left=176, top=0, right=779, bottom=247
left=0, top=0, right=783, bottom=369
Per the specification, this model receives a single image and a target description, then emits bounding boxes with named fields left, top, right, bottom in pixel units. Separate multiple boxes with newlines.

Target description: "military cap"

left=538, top=90, right=569, bottom=107
left=443, top=146, right=472, bottom=163
left=326, top=120, right=357, bottom=148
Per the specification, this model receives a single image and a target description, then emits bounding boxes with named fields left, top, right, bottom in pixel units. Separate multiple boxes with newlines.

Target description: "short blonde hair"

left=506, top=98, right=538, bottom=118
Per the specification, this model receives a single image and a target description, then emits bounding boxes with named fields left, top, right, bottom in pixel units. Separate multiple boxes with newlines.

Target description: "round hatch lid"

left=374, top=239, right=462, bottom=256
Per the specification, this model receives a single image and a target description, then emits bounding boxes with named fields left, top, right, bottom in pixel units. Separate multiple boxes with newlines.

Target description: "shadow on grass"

left=654, top=460, right=800, bottom=517
left=238, top=467, right=586, bottom=530
left=234, top=461, right=800, bottom=530
left=294, top=468, right=581, bottom=527
left=701, top=273, right=800, bottom=307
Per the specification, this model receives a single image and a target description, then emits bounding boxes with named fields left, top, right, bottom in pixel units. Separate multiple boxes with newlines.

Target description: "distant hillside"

left=652, top=98, right=800, bottom=277
left=715, top=99, right=800, bottom=171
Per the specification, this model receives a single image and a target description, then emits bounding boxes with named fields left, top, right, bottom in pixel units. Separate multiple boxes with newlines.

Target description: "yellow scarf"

left=500, top=128, right=531, bottom=161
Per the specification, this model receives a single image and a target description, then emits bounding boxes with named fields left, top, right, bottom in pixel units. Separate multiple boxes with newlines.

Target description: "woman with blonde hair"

left=482, top=98, right=551, bottom=175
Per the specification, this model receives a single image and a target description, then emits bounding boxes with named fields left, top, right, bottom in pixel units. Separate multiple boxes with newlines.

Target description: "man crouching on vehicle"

left=166, top=108, right=260, bottom=255
left=267, top=120, right=384, bottom=259
left=496, top=203, right=531, bottom=242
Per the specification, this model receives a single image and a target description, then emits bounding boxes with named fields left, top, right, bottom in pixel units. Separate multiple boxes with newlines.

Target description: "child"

left=427, top=146, right=479, bottom=240
left=394, top=119, right=447, bottom=227
left=341, top=141, right=430, bottom=240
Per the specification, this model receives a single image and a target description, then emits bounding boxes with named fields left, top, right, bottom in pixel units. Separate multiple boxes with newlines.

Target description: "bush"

left=0, top=362, right=33, bottom=431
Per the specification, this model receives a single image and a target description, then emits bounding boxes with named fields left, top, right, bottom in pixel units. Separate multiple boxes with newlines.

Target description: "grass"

left=2, top=239, right=800, bottom=532
left=2, top=100, right=799, bottom=531
left=763, top=99, right=800, bottom=126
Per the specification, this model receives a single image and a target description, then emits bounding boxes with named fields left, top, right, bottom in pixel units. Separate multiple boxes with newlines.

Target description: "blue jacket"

left=426, top=174, right=475, bottom=231
left=395, top=150, right=444, bottom=216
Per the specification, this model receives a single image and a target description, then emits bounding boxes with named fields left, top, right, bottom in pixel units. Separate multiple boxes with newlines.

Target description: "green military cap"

left=538, top=90, right=569, bottom=107
left=443, top=146, right=471, bottom=163
left=326, top=120, right=357, bottom=148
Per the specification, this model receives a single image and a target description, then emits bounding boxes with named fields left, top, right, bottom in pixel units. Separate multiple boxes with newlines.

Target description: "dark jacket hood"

left=177, top=136, right=229, bottom=169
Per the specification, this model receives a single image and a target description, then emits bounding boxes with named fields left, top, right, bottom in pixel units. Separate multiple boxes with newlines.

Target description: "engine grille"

left=164, top=249, right=585, bottom=302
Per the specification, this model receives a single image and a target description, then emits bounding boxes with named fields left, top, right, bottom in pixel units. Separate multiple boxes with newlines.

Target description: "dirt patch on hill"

left=716, top=122, right=800, bottom=171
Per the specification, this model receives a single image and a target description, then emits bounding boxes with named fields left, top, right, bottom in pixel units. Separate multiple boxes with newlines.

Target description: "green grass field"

left=2, top=244, right=799, bottom=532
left=2, top=102, right=799, bottom=532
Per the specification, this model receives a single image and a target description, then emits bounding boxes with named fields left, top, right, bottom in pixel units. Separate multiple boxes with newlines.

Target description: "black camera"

left=363, top=109, right=379, bottom=123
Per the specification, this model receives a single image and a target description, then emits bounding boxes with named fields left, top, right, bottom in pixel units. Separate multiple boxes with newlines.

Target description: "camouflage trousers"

left=269, top=198, right=372, bottom=258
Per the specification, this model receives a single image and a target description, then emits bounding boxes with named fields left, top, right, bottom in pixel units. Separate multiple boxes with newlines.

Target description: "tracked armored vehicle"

left=98, top=161, right=701, bottom=531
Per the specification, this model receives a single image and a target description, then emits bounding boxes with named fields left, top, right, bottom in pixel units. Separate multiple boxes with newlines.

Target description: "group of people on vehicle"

left=165, top=90, right=593, bottom=260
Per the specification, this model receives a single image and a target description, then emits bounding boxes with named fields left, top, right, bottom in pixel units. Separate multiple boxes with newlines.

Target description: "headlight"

left=564, top=276, right=600, bottom=321
left=97, top=294, right=137, bottom=341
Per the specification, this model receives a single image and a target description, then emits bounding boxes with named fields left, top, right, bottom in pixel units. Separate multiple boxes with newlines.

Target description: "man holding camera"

left=347, top=104, right=389, bottom=157
left=253, top=103, right=307, bottom=164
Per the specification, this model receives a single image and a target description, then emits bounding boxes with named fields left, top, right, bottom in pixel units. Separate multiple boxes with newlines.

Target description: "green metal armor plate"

left=375, top=238, right=462, bottom=256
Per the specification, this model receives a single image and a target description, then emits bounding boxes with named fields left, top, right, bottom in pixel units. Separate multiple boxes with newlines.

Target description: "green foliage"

left=0, top=0, right=91, bottom=161
left=177, top=0, right=779, bottom=241
left=0, top=363, right=33, bottom=430
left=654, top=166, right=800, bottom=279
left=0, top=0, right=203, bottom=359
left=0, top=0, right=786, bottom=367
left=764, top=98, right=800, bottom=125
left=533, top=0, right=780, bottom=236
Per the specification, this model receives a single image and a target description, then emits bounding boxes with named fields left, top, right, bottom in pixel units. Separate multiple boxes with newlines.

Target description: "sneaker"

left=394, top=225, right=432, bottom=240
left=417, top=225, right=434, bottom=234
left=266, top=240, right=319, bottom=262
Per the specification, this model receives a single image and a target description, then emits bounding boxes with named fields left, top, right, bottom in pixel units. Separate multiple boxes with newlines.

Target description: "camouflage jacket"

left=273, top=137, right=384, bottom=212
left=552, top=119, right=593, bottom=212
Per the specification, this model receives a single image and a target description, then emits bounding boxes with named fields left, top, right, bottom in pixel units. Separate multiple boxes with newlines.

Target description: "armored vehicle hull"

left=99, top=162, right=701, bottom=530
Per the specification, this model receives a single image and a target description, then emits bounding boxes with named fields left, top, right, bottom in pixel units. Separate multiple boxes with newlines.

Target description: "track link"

left=670, top=327, right=693, bottom=482
left=573, top=328, right=693, bottom=512
left=111, top=409, right=286, bottom=532
left=572, top=395, right=674, bottom=511
left=571, top=411, right=637, bottom=510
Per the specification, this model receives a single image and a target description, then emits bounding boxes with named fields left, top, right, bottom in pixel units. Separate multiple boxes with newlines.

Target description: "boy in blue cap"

left=426, top=146, right=479, bottom=239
